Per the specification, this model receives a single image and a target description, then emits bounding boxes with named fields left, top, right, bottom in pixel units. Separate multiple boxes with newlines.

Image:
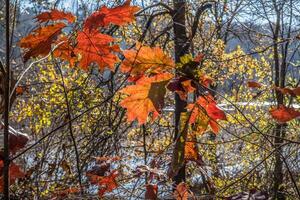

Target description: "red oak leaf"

left=275, top=87, right=300, bottom=97
left=184, top=141, right=203, bottom=165
left=53, top=36, right=77, bottom=66
left=87, top=170, right=119, bottom=197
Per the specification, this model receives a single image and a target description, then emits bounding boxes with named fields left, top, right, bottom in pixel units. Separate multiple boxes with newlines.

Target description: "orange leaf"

left=121, top=43, right=174, bottom=79
left=84, top=0, right=140, bottom=31
left=97, top=170, right=119, bottom=197
left=187, top=95, right=226, bottom=134
left=199, top=74, right=213, bottom=87
left=36, top=9, right=75, bottom=23
left=15, top=86, right=24, bottom=95
left=174, top=182, right=189, bottom=200
left=145, top=184, right=158, bottom=200
left=75, top=30, right=119, bottom=71
left=247, top=81, right=262, bottom=88
left=120, top=73, right=173, bottom=124
left=19, top=23, right=66, bottom=62
left=270, top=105, right=300, bottom=123
left=185, top=141, right=204, bottom=165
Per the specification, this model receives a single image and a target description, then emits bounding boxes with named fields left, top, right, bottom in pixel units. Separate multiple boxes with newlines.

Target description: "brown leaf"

left=247, top=81, right=262, bottom=88
left=145, top=184, right=158, bottom=200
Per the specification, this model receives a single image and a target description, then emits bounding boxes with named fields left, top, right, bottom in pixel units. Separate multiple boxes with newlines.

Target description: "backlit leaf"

left=120, top=73, right=173, bottom=124
left=83, top=0, right=140, bottom=31
left=75, top=30, right=120, bottom=71
left=19, top=23, right=66, bottom=62
left=36, top=9, right=75, bottom=23
left=121, top=43, right=174, bottom=79
left=187, top=94, right=226, bottom=134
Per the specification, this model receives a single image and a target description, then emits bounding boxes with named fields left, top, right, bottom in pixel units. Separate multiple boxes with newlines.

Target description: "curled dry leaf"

left=247, top=81, right=262, bottom=88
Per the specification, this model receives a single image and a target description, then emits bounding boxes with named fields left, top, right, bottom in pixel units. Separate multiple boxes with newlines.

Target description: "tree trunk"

left=172, top=0, right=189, bottom=185
left=272, top=3, right=285, bottom=198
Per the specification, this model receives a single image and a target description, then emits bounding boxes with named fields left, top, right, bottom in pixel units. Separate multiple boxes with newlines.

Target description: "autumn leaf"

left=15, top=86, right=25, bottom=95
left=275, top=86, right=300, bottom=96
left=121, top=43, right=174, bottom=79
left=269, top=105, right=300, bottom=123
left=75, top=30, right=120, bottom=71
left=184, top=141, right=203, bottom=165
left=36, top=9, right=75, bottom=23
left=120, top=73, right=173, bottom=124
left=0, top=162, right=26, bottom=192
left=167, top=77, right=195, bottom=100
left=83, top=0, right=140, bottom=31
left=19, top=23, right=66, bottom=62
left=199, top=74, right=213, bottom=87
left=187, top=94, right=226, bottom=134
left=54, top=187, right=80, bottom=198
left=145, top=184, right=158, bottom=200
left=53, top=36, right=77, bottom=66
left=87, top=170, right=119, bottom=197
left=9, top=132, right=29, bottom=154
left=247, top=81, right=262, bottom=88
left=174, top=182, right=189, bottom=200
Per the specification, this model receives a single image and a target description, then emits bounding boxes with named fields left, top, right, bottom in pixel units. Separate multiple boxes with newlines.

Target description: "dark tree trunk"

left=172, top=0, right=189, bottom=185
left=272, top=3, right=285, bottom=198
